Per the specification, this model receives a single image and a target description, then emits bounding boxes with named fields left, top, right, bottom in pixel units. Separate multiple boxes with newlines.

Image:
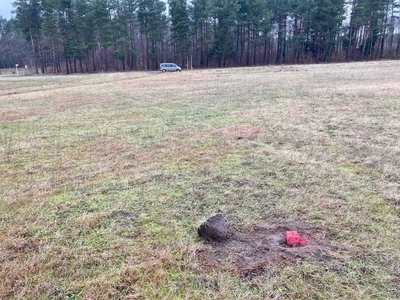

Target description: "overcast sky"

left=0, top=0, right=13, bottom=20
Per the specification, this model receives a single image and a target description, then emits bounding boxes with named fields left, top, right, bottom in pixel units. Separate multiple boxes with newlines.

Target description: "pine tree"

left=169, top=0, right=190, bottom=66
left=190, top=0, right=212, bottom=67
left=70, top=0, right=95, bottom=72
left=268, top=0, right=290, bottom=64
left=210, top=0, right=239, bottom=67
left=93, top=0, right=113, bottom=71
left=13, top=0, right=44, bottom=73
left=306, top=0, right=346, bottom=62
left=137, top=0, right=166, bottom=69
left=120, top=0, right=139, bottom=70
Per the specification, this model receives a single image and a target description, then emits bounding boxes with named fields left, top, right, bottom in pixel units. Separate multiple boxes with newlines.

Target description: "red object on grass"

left=286, top=231, right=307, bottom=246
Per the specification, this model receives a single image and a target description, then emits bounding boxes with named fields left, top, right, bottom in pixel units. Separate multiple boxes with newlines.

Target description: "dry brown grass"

left=1, top=61, right=400, bottom=299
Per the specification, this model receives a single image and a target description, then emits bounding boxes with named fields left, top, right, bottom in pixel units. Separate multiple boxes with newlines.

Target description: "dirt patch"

left=196, top=221, right=335, bottom=279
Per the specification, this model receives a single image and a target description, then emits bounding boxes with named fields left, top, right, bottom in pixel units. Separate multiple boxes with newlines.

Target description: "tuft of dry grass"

left=1, top=61, right=400, bottom=299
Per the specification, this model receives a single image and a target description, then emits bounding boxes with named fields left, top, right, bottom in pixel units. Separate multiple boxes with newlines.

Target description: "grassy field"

left=1, top=61, right=399, bottom=299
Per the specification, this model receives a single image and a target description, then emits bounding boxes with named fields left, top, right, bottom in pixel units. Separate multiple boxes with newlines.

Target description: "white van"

left=160, top=63, right=181, bottom=72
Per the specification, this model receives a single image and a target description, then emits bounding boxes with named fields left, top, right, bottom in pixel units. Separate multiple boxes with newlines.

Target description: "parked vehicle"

left=160, top=63, right=181, bottom=72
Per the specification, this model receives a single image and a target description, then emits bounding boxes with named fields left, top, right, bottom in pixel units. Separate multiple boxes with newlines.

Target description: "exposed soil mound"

left=198, top=214, right=229, bottom=242
left=197, top=221, right=335, bottom=279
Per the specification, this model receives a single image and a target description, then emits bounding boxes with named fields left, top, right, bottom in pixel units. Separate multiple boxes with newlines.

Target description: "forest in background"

left=0, top=0, right=399, bottom=74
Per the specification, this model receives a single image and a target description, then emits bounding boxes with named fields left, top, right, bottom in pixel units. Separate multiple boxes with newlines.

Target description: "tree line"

left=0, top=0, right=399, bottom=73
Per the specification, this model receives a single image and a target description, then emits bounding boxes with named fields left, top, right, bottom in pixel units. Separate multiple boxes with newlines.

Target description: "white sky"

left=0, top=0, right=13, bottom=20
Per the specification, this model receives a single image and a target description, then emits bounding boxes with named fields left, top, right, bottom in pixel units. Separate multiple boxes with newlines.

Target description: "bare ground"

left=197, top=220, right=336, bottom=279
